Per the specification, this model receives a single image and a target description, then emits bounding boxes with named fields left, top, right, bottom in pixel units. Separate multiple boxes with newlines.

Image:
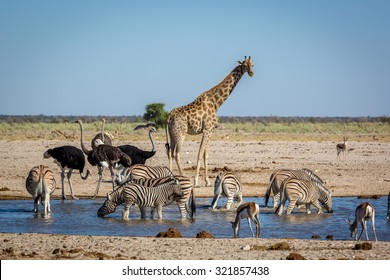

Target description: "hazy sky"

left=0, top=0, right=389, bottom=117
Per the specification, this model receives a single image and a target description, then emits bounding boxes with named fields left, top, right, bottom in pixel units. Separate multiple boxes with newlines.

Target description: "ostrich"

left=75, top=119, right=131, bottom=198
left=75, top=118, right=112, bottom=150
left=133, top=122, right=156, bottom=131
left=91, top=118, right=113, bottom=149
left=115, top=126, right=157, bottom=181
left=118, top=126, right=157, bottom=165
left=92, top=139, right=132, bottom=197
left=43, top=146, right=91, bottom=200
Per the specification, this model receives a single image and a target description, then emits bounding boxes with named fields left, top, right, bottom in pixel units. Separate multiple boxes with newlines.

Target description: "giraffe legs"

left=194, top=131, right=212, bottom=187
left=170, top=132, right=185, bottom=176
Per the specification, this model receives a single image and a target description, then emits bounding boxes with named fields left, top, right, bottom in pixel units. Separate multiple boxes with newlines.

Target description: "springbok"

left=346, top=202, right=378, bottom=241
left=231, top=202, right=260, bottom=238
left=336, top=136, right=348, bottom=162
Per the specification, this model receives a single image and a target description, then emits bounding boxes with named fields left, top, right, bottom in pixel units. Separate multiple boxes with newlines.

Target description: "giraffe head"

left=238, top=56, right=254, bottom=77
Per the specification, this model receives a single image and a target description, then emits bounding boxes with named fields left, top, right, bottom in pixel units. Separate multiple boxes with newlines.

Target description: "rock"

left=241, top=245, right=251, bottom=251
left=268, top=242, right=291, bottom=251
left=156, top=228, right=183, bottom=238
left=354, top=242, right=373, bottom=250
left=286, top=252, right=306, bottom=260
left=195, top=231, right=214, bottom=238
left=326, top=235, right=334, bottom=240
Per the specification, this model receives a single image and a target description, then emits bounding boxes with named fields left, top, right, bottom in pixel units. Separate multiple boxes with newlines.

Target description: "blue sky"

left=0, top=0, right=389, bottom=117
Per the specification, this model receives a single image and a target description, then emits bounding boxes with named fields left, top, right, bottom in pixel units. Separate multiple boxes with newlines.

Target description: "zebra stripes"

left=132, top=175, right=196, bottom=219
left=119, top=164, right=173, bottom=184
left=276, top=177, right=333, bottom=215
left=25, top=165, right=56, bottom=214
left=97, top=179, right=183, bottom=220
left=211, top=172, right=242, bottom=210
left=265, top=168, right=325, bottom=208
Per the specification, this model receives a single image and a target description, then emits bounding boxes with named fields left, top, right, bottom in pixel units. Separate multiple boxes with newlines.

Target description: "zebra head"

left=171, top=178, right=183, bottom=198
left=97, top=193, right=117, bottom=217
left=322, top=195, right=333, bottom=213
left=319, top=186, right=333, bottom=213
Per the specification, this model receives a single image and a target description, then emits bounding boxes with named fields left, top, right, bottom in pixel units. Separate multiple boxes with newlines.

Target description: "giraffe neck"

left=205, top=64, right=246, bottom=110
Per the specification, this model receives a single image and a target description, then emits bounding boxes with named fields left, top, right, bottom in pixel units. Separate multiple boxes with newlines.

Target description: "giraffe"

left=165, top=56, right=254, bottom=187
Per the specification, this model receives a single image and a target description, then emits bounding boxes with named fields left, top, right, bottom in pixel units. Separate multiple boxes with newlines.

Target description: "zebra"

left=97, top=179, right=183, bottom=220
left=265, top=168, right=324, bottom=208
left=211, top=171, right=242, bottom=210
left=25, top=165, right=56, bottom=214
left=117, top=164, right=173, bottom=184
left=275, top=177, right=333, bottom=215
left=132, top=175, right=196, bottom=219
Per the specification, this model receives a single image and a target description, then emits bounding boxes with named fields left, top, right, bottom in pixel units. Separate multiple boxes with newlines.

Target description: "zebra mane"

left=107, top=185, right=124, bottom=204
left=302, top=168, right=324, bottom=184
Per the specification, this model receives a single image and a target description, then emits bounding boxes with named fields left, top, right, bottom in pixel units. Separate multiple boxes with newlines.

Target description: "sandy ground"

left=0, top=136, right=389, bottom=260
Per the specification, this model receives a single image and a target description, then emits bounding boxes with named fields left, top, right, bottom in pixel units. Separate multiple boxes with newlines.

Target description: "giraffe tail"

left=164, top=121, right=170, bottom=157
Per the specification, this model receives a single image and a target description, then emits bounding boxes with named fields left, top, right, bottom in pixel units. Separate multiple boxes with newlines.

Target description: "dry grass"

left=0, top=121, right=389, bottom=142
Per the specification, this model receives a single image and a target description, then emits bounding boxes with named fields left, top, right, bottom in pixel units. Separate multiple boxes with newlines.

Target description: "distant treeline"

left=0, top=115, right=389, bottom=124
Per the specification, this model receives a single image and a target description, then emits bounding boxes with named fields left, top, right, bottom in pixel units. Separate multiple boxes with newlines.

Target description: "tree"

left=143, top=103, right=168, bottom=128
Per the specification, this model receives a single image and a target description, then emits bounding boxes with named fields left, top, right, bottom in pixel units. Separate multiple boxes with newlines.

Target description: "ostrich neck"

left=78, top=122, right=91, bottom=155
left=101, top=120, right=105, bottom=143
left=149, top=130, right=155, bottom=152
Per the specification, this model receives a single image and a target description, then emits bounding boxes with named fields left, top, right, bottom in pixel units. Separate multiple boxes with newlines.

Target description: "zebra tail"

left=264, top=176, right=275, bottom=207
left=274, top=182, right=286, bottom=214
left=38, top=176, right=44, bottom=206
left=190, top=187, right=196, bottom=219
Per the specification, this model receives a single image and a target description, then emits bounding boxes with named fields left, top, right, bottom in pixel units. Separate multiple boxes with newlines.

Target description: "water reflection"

left=0, top=197, right=388, bottom=241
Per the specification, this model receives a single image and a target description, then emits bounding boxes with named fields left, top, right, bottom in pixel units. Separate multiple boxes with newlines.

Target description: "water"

left=0, top=197, right=389, bottom=240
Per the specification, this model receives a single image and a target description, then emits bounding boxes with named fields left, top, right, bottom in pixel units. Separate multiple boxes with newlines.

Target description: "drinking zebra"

left=25, top=165, right=56, bottom=214
left=117, top=164, right=173, bottom=184
left=265, top=168, right=324, bottom=208
left=132, top=175, right=196, bottom=219
left=275, top=177, right=333, bottom=215
left=211, top=171, right=242, bottom=210
left=97, top=179, right=183, bottom=220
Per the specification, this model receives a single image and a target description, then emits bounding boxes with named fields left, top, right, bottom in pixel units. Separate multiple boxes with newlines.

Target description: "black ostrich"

left=118, top=125, right=157, bottom=165
left=92, top=139, right=132, bottom=197
left=133, top=122, right=156, bottom=131
left=76, top=119, right=133, bottom=197
left=91, top=118, right=113, bottom=149
left=43, top=146, right=91, bottom=200
left=75, top=119, right=112, bottom=151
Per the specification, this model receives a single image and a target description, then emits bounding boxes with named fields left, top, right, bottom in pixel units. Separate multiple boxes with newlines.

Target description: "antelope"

left=336, top=136, right=348, bottom=162
left=346, top=202, right=378, bottom=241
left=231, top=202, right=260, bottom=238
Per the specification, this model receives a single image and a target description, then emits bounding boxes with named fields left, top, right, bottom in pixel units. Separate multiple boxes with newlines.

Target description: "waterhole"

left=0, top=197, right=388, bottom=240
